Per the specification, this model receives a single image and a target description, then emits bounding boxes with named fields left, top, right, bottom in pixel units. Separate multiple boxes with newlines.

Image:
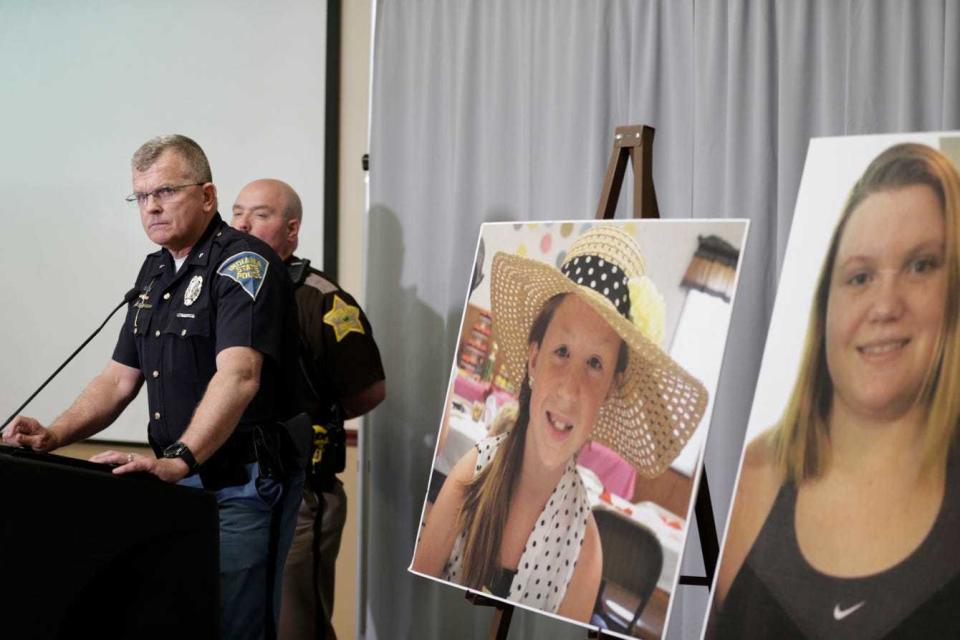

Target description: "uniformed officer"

left=3, top=135, right=305, bottom=640
left=232, top=179, right=386, bottom=640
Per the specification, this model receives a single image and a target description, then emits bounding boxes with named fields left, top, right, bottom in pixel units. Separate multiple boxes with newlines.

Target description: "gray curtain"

left=362, top=1, right=960, bottom=638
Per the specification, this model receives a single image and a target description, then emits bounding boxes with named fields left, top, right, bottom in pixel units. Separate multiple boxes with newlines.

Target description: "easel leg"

left=694, top=470, right=720, bottom=587
left=487, top=604, right=514, bottom=640
left=678, top=469, right=721, bottom=587
left=466, top=591, right=516, bottom=640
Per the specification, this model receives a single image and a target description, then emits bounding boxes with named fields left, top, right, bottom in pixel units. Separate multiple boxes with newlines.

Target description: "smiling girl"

left=412, top=225, right=708, bottom=622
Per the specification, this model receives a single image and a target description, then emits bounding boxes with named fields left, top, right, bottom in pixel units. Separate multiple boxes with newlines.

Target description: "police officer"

left=232, top=179, right=385, bottom=640
left=3, top=135, right=304, bottom=640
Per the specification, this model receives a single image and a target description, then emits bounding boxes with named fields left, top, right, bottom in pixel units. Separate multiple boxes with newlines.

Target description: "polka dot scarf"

left=442, top=434, right=590, bottom=612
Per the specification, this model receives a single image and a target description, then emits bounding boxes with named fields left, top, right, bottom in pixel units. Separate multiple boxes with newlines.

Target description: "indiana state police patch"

left=217, top=251, right=269, bottom=300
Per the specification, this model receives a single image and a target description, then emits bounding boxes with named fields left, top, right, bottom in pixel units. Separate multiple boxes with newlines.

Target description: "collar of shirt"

left=144, top=213, right=228, bottom=282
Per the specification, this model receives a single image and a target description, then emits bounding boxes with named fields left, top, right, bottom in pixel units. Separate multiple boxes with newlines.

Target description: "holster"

left=308, top=416, right=346, bottom=493
left=253, top=414, right=314, bottom=481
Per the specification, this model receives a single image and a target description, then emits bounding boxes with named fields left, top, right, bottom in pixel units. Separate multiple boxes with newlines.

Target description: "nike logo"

left=833, top=601, right=866, bottom=621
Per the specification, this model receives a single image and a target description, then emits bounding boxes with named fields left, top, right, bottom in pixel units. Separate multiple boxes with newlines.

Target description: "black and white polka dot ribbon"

left=560, top=255, right=630, bottom=318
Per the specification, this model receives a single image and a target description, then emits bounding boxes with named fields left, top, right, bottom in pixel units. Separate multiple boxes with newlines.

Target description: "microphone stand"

left=1, top=288, right=139, bottom=430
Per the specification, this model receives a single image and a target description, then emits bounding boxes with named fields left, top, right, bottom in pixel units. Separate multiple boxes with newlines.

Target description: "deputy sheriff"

left=232, top=179, right=385, bottom=640
left=2, top=135, right=304, bottom=640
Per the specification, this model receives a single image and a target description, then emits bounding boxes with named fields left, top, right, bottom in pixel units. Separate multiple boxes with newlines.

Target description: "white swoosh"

left=833, top=601, right=866, bottom=621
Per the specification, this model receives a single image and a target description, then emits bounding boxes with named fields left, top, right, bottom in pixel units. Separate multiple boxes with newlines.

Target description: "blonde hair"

left=488, top=403, right=519, bottom=437
left=772, top=143, right=960, bottom=482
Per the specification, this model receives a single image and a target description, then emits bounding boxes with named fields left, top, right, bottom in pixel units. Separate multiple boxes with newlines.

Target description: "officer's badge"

left=323, top=294, right=365, bottom=342
left=184, top=275, right=203, bottom=306
left=217, top=251, right=269, bottom=300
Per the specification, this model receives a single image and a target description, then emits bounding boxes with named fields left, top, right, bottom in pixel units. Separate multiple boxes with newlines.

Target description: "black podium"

left=0, top=445, right=219, bottom=639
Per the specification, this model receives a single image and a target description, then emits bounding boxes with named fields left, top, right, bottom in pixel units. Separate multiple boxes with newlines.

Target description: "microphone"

left=1, top=287, right=141, bottom=430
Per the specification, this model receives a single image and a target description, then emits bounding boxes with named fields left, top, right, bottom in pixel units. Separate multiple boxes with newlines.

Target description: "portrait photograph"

left=409, top=219, right=748, bottom=639
left=705, top=132, right=960, bottom=639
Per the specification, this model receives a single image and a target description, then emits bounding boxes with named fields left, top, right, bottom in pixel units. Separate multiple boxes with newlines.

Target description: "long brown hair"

left=772, top=143, right=960, bottom=482
left=457, top=293, right=628, bottom=589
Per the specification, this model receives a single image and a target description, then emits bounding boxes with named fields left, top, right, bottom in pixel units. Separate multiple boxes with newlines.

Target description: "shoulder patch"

left=323, top=294, right=365, bottom=342
left=217, top=251, right=269, bottom=300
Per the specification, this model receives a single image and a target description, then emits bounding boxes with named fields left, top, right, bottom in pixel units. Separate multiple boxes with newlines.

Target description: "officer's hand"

left=90, top=451, right=190, bottom=483
left=1, top=416, right=60, bottom=452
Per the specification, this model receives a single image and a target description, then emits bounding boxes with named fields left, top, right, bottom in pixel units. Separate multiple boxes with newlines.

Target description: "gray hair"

left=131, top=134, right=212, bottom=182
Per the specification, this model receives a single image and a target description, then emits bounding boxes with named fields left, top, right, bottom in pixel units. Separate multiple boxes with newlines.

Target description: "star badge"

left=323, top=294, right=365, bottom=342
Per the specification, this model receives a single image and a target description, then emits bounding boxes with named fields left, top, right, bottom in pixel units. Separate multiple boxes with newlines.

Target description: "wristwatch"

left=162, top=441, right=200, bottom=475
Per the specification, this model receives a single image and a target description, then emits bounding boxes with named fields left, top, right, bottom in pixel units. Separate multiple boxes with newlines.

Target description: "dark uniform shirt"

left=287, top=257, right=384, bottom=423
left=112, top=214, right=299, bottom=476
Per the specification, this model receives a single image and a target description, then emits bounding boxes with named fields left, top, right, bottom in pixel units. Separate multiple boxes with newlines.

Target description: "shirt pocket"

left=130, top=308, right=154, bottom=337
left=161, top=308, right=215, bottom=383
left=162, top=308, right=212, bottom=339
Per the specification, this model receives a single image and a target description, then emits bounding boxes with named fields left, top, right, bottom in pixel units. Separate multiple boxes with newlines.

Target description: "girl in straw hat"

left=412, top=225, right=708, bottom=621
left=711, top=144, right=960, bottom=638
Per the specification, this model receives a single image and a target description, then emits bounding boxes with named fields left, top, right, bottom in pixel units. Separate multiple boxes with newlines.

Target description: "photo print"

left=410, top=219, right=749, bottom=638
left=705, top=132, right=960, bottom=639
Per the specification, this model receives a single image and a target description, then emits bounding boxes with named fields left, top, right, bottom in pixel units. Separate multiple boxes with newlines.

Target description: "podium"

left=0, top=445, right=219, bottom=639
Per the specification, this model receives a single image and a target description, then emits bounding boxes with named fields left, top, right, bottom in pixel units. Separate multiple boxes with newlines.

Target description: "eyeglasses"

left=125, top=182, right=206, bottom=207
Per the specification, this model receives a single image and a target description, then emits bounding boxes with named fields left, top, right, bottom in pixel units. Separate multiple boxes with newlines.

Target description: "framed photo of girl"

left=705, top=132, right=960, bottom=639
left=410, top=219, right=749, bottom=638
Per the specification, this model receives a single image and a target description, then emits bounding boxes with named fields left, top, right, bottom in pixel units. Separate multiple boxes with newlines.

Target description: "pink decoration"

left=453, top=372, right=490, bottom=403
left=577, top=441, right=637, bottom=500
left=540, top=233, right=552, bottom=253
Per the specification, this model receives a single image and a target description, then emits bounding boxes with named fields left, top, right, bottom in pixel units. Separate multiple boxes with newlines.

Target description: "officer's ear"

left=286, top=217, right=300, bottom=244
left=201, top=183, right=217, bottom=213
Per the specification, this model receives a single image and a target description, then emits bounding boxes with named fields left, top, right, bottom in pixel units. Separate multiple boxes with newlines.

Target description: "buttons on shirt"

left=181, top=329, right=187, bottom=336
left=163, top=293, right=171, bottom=300
left=155, top=330, right=161, bottom=337
left=152, top=370, right=159, bottom=378
left=153, top=412, right=161, bottom=420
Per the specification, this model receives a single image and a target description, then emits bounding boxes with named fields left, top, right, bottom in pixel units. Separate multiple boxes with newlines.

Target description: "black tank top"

left=716, top=451, right=960, bottom=639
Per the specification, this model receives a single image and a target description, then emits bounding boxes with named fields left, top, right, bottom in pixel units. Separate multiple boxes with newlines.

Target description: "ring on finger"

left=127, top=453, right=134, bottom=463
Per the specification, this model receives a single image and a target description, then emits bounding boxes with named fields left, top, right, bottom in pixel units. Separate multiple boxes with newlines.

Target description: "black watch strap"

left=162, top=441, right=200, bottom=475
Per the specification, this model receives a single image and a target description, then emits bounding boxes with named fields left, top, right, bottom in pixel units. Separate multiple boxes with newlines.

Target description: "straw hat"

left=490, top=224, right=708, bottom=477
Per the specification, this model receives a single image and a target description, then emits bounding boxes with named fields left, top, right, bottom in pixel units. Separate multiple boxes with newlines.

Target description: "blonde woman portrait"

left=411, top=225, right=708, bottom=624
left=711, top=143, right=960, bottom=639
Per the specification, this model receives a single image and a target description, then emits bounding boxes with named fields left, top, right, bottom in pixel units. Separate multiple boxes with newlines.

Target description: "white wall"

left=0, top=1, right=326, bottom=442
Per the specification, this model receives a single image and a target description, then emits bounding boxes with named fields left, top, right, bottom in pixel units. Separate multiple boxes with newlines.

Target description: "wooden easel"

left=470, top=124, right=719, bottom=639
left=467, top=591, right=515, bottom=640
left=594, top=125, right=720, bottom=595
left=595, top=124, right=660, bottom=220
